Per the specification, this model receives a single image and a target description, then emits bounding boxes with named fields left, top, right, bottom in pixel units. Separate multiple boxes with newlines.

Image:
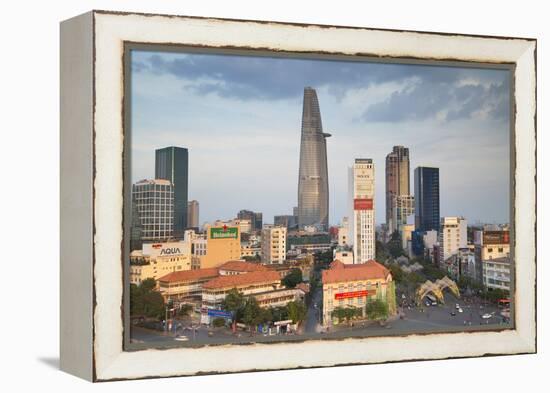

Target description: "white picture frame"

left=60, top=10, right=536, bottom=381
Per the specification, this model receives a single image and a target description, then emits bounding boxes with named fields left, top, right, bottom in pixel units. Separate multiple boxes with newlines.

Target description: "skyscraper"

left=352, top=159, right=375, bottom=263
left=414, top=167, right=440, bottom=232
left=187, top=200, right=199, bottom=228
left=155, top=146, right=188, bottom=237
left=297, top=87, right=331, bottom=231
left=385, top=146, right=410, bottom=233
left=132, top=179, right=174, bottom=242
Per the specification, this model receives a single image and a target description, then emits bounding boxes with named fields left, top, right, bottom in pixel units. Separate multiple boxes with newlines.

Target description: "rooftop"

left=322, top=259, right=391, bottom=284
left=203, top=271, right=281, bottom=290
left=218, top=260, right=269, bottom=272
left=157, top=268, right=219, bottom=283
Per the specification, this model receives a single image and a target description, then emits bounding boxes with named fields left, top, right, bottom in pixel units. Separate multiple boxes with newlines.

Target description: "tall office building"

left=132, top=179, right=174, bottom=242
left=187, top=200, right=199, bottom=228
left=414, top=167, right=440, bottom=233
left=385, top=146, right=410, bottom=233
left=351, top=159, right=375, bottom=263
left=155, top=146, right=189, bottom=237
left=237, top=210, right=263, bottom=231
left=297, top=87, right=331, bottom=231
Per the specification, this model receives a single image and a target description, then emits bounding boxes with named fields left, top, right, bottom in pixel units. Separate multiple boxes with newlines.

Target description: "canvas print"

left=126, top=49, right=512, bottom=347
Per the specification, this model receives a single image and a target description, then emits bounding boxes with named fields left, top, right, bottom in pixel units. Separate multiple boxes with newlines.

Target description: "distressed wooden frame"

left=60, top=10, right=536, bottom=382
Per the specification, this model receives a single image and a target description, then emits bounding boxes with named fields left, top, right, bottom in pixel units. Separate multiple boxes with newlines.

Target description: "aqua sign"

left=210, top=226, right=239, bottom=239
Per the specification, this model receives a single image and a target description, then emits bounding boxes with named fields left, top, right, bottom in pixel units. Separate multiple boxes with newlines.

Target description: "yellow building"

left=321, top=259, right=396, bottom=325
left=200, top=225, right=242, bottom=269
left=130, top=242, right=192, bottom=285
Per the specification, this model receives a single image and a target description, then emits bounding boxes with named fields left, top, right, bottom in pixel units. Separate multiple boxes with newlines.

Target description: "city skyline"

left=131, top=50, right=510, bottom=226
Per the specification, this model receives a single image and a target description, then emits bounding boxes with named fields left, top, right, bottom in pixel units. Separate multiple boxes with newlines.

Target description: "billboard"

left=483, top=231, right=510, bottom=245
left=142, top=241, right=190, bottom=257
left=354, top=198, right=373, bottom=211
left=210, top=226, right=239, bottom=239
left=334, top=290, right=376, bottom=300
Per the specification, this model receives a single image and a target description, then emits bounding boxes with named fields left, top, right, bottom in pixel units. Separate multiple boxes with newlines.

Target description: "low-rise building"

left=287, top=232, right=332, bottom=254
left=201, top=271, right=282, bottom=312
left=130, top=241, right=192, bottom=285
left=157, top=268, right=220, bottom=304
left=482, top=256, right=511, bottom=291
left=217, top=260, right=268, bottom=275
left=321, top=260, right=396, bottom=325
left=333, top=246, right=354, bottom=265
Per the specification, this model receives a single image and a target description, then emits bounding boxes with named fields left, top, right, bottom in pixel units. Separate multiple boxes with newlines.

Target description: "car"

left=455, top=303, right=460, bottom=309
left=431, top=301, right=437, bottom=306
left=450, top=311, right=456, bottom=316
left=481, top=313, right=492, bottom=319
left=425, top=301, right=431, bottom=307
left=458, top=307, right=464, bottom=313
left=175, top=335, right=189, bottom=341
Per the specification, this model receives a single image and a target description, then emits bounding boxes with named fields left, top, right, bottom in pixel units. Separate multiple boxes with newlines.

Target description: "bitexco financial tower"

left=297, top=87, right=331, bottom=232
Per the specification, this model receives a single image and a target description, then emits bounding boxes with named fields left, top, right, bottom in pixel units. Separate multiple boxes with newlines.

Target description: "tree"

left=221, top=288, right=245, bottom=328
left=286, top=300, right=307, bottom=324
left=212, top=317, right=226, bottom=328
left=178, top=303, right=193, bottom=317
left=389, top=264, right=405, bottom=284
left=271, top=306, right=289, bottom=322
left=130, top=278, right=165, bottom=320
left=282, top=268, right=303, bottom=288
left=331, top=307, right=347, bottom=324
left=242, top=297, right=262, bottom=331
left=365, top=299, right=389, bottom=321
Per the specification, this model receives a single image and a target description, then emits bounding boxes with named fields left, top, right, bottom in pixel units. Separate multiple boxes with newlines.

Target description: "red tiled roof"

left=322, top=260, right=391, bottom=284
left=157, top=268, right=219, bottom=283
left=203, top=270, right=281, bottom=290
left=218, top=260, right=269, bottom=272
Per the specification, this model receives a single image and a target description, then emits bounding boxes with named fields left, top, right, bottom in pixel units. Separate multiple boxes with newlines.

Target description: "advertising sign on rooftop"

left=210, top=226, right=239, bottom=239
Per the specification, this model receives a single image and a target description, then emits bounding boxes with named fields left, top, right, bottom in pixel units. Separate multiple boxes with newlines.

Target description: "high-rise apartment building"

left=131, top=179, right=174, bottom=242
left=261, top=225, right=287, bottom=264
left=155, top=146, right=189, bottom=237
left=351, top=159, right=375, bottom=263
left=385, top=146, right=410, bottom=233
left=438, top=216, right=467, bottom=264
left=187, top=200, right=199, bottom=228
left=414, top=167, right=440, bottom=233
left=297, top=87, right=331, bottom=231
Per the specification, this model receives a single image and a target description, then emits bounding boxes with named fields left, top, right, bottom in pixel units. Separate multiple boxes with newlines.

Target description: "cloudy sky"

left=130, top=50, right=510, bottom=227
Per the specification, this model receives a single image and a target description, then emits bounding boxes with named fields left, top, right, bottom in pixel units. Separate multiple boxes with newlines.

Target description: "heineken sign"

left=210, top=226, right=239, bottom=239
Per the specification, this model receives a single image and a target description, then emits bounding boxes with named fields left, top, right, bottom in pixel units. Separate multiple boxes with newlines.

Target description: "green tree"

left=242, top=297, right=262, bottom=331
left=271, top=306, right=289, bottom=322
left=331, top=307, right=347, bottom=324
left=282, top=268, right=303, bottom=288
left=221, top=288, right=245, bottom=328
left=178, top=303, right=193, bottom=317
left=286, top=300, right=307, bottom=324
left=212, top=317, right=226, bottom=328
left=365, top=299, right=389, bottom=321
left=130, top=278, right=165, bottom=320
left=389, top=264, right=405, bottom=284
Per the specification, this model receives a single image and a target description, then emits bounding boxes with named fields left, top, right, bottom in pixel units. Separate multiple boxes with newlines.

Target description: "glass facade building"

left=414, top=167, right=440, bottom=233
left=297, top=87, right=331, bottom=231
left=131, top=179, right=174, bottom=242
left=155, top=146, right=188, bottom=237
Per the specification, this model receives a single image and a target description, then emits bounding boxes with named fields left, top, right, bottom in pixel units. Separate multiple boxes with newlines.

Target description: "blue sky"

left=130, top=50, right=510, bottom=227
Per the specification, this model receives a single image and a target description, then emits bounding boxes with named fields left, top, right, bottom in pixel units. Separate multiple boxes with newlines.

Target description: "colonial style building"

left=321, top=260, right=396, bottom=325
